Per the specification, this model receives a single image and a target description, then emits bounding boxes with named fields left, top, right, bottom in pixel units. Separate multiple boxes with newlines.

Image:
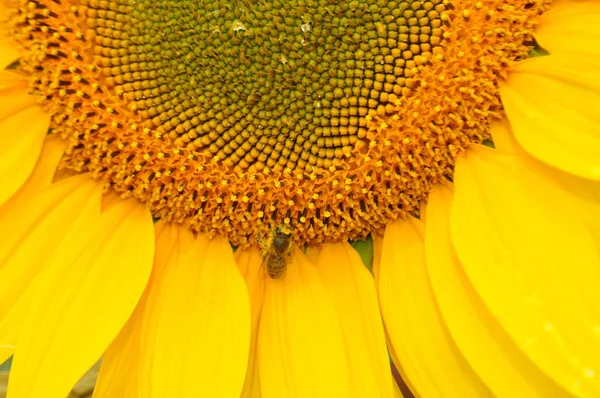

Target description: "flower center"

left=5, top=0, right=548, bottom=246
left=96, top=0, right=446, bottom=173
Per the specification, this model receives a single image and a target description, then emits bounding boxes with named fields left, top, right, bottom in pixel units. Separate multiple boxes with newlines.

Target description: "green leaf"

left=0, top=356, right=12, bottom=371
left=351, top=235, right=374, bottom=273
left=528, top=46, right=549, bottom=58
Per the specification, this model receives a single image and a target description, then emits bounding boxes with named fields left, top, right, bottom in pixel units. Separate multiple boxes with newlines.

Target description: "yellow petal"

left=372, top=233, right=383, bottom=284
left=316, top=242, right=394, bottom=397
left=0, top=135, right=66, bottom=213
left=0, top=174, right=101, bottom=352
left=500, top=55, right=600, bottom=180
left=304, top=245, right=321, bottom=264
left=140, top=228, right=250, bottom=398
left=94, top=221, right=177, bottom=398
left=548, top=174, right=600, bottom=253
left=100, top=189, right=123, bottom=212
left=0, top=72, right=50, bottom=205
left=257, top=248, right=349, bottom=398
left=488, top=121, right=515, bottom=153
left=534, top=1, right=600, bottom=56
left=0, top=38, right=20, bottom=69
left=92, top=306, right=142, bottom=398
left=0, top=1, right=19, bottom=67
left=236, top=248, right=265, bottom=398
left=451, top=144, right=600, bottom=396
left=0, top=72, right=36, bottom=119
left=493, top=125, right=600, bottom=244
left=378, top=218, right=490, bottom=397
left=6, top=196, right=154, bottom=398
left=491, top=121, right=600, bottom=252
left=426, top=183, right=568, bottom=396
left=0, top=350, right=10, bottom=368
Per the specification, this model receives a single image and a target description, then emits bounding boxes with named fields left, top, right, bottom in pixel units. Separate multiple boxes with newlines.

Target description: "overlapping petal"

left=491, top=122, right=600, bottom=251
left=378, top=218, right=490, bottom=397
left=257, top=249, right=349, bottom=398
left=236, top=248, right=265, bottom=398
left=0, top=7, right=20, bottom=70
left=0, top=134, right=66, bottom=213
left=139, top=226, right=250, bottom=398
left=426, top=183, right=568, bottom=396
left=0, top=174, right=102, bottom=355
left=4, top=185, right=154, bottom=397
left=500, top=54, right=600, bottom=180
left=534, top=0, right=600, bottom=56
left=93, top=221, right=178, bottom=398
left=451, top=144, right=600, bottom=396
left=0, top=71, right=50, bottom=205
left=0, top=37, right=20, bottom=70
left=316, top=242, right=394, bottom=397
left=372, top=233, right=383, bottom=284
left=92, top=302, right=143, bottom=398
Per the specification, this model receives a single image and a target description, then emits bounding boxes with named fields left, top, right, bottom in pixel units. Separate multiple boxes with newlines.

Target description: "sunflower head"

left=2, top=0, right=600, bottom=397
left=4, top=0, right=548, bottom=247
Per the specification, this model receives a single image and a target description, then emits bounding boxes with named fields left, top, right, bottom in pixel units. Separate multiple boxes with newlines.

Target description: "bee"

left=259, top=224, right=293, bottom=279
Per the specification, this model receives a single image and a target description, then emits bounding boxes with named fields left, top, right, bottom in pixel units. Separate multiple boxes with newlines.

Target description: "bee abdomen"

left=266, top=254, right=287, bottom=279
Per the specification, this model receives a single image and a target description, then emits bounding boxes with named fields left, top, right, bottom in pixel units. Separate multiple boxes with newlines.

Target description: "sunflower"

left=1, top=0, right=599, bottom=396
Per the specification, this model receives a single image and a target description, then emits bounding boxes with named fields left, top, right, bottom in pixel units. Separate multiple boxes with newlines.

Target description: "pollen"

left=4, top=0, right=549, bottom=246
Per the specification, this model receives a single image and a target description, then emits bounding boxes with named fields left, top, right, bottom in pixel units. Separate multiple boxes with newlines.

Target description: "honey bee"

left=259, top=224, right=293, bottom=279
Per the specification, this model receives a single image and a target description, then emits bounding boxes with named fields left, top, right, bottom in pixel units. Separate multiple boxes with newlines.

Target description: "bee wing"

left=257, top=253, right=269, bottom=280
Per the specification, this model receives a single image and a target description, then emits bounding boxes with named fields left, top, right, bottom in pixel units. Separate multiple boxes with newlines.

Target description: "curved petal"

left=426, top=183, right=568, bottom=396
left=235, top=248, right=265, bottom=398
left=0, top=72, right=50, bottom=205
left=304, top=245, right=321, bottom=265
left=0, top=174, right=102, bottom=352
left=489, top=121, right=516, bottom=153
left=491, top=121, right=600, bottom=252
left=6, top=195, right=154, bottom=398
left=139, top=229, right=250, bottom=398
left=534, top=1, right=600, bottom=56
left=257, top=248, right=349, bottom=398
left=378, top=218, right=490, bottom=397
left=372, top=233, right=383, bottom=284
left=0, top=5, right=20, bottom=68
left=93, top=221, right=177, bottom=398
left=500, top=55, right=600, bottom=180
left=92, top=303, right=142, bottom=398
left=0, top=134, right=66, bottom=213
left=0, top=72, right=37, bottom=119
left=451, top=144, right=600, bottom=396
left=0, top=38, right=20, bottom=70
left=0, top=351, right=10, bottom=370
left=316, top=242, right=394, bottom=398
